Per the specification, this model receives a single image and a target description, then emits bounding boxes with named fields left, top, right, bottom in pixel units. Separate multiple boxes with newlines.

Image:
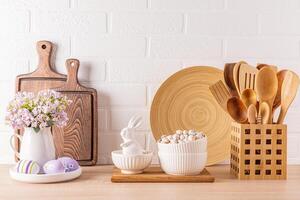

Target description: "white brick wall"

left=1, top=0, right=300, bottom=165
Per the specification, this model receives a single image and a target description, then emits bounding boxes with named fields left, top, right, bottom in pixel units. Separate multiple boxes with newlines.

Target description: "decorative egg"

left=16, top=160, right=40, bottom=174
left=58, top=157, right=79, bottom=172
left=43, top=159, right=65, bottom=174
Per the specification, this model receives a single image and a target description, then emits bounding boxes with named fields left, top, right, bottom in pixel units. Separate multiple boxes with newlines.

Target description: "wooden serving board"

left=16, top=41, right=67, bottom=93
left=15, top=41, right=67, bottom=160
left=111, top=167, right=215, bottom=183
left=53, top=59, right=98, bottom=165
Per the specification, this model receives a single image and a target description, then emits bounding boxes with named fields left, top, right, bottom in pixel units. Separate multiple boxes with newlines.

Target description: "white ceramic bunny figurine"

left=120, top=115, right=144, bottom=156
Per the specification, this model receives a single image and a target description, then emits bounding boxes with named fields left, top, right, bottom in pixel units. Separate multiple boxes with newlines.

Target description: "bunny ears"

left=128, top=115, right=142, bottom=129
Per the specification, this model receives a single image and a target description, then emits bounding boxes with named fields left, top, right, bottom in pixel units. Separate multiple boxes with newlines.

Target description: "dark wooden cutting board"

left=15, top=41, right=67, bottom=160
left=53, top=59, right=98, bottom=165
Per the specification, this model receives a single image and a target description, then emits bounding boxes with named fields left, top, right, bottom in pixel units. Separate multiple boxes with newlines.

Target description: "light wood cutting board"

left=111, top=167, right=215, bottom=183
left=150, top=66, right=232, bottom=165
left=53, top=59, right=98, bottom=165
left=15, top=41, right=67, bottom=160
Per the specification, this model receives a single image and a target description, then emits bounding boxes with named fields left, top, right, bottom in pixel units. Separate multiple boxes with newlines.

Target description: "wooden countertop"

left=1, top=164, right=300, bottom=200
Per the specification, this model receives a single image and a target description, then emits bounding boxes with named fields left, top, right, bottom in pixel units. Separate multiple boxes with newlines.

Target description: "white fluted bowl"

left=157, top=137, right=207, bottom=154
left=111, top=150, right=153, bottom=174
left=158, top=152, right=207, bottom=176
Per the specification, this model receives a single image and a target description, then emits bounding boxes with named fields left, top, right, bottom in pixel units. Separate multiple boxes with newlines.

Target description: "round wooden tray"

left=150, top=66, right=231, bottom=165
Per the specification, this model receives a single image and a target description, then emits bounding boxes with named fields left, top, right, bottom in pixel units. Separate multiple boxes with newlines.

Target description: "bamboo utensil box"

left=230, top=122, right=287, bottom=180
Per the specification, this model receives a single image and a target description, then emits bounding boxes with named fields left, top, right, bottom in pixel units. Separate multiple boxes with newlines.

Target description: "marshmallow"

left=158, top=130, right=205, bottom=144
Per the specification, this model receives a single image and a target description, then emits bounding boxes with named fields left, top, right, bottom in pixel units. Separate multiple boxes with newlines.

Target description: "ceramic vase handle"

left=9, top=134, right=22, bottom=159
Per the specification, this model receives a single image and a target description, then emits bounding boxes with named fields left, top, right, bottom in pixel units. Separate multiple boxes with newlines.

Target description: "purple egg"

left=58, top=157, right=79, bottom=172
left=43, top=159, right=65, bottom=174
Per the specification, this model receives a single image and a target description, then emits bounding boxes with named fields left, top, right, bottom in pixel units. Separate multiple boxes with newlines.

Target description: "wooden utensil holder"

left=230, top=122, right=287, bottom=180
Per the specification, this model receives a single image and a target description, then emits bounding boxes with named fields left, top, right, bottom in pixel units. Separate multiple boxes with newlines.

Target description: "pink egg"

left=43, top=159, right=65, bottom=174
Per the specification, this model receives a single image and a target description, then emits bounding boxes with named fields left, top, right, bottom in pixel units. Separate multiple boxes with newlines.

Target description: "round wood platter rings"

left=150, top=66, right=231, bottom=165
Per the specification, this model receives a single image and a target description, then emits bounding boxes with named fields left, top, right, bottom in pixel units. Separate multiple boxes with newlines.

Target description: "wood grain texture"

left=53, top=94, right=92, bottom=160
left=227, top=96, right=248, bottom=124
left=209, top=80, right=231, bottom=112
left=230, top=122, right=287, bottom=180
left=2, top=165, right=300, bottom=200
left=53, top=59, right=98, bottom=165
left=277, top=71, right=300, bottom=124
left=255, top=66, right=278, bottom=123
left=150, top=66, right=232, bottom=166
left=273, top=70, right=288, bottom=112
left=224, top=63, right=240, bottom=97
left=111, top=167, right=215, bottom=183
left=238, top=63, right=258, bottom=94
left=15, top=41, right=67, bottom=161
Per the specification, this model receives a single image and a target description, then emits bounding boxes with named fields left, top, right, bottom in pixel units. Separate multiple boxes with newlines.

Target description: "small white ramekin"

left=157, top=137, right=207, bottom=154
left=111, top=150, right=153, bottom=174
left=158, top=152, right=207, bottom=176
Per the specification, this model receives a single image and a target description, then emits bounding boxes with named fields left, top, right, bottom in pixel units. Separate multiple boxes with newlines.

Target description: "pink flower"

left=6, top=90, right=72, bottom=131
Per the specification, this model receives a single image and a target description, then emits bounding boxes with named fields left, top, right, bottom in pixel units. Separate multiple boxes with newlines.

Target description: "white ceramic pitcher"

left=10, top=127, right=56, bottom=167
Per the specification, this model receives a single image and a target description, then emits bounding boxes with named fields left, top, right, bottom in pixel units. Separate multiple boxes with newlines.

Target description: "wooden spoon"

left=227, top=97, right=248, bottom=123
left=224, top=63, right=239, bottom=97
left=277, top=71, right=300, bottom=124
left=256, top=66, right=278, bottom=123
left=273, top=70, right=288, bottom=112
left=257, top=63, right=278, bottom=72
left=247, top=104, right=257, bottom=124
left=259, top=102, right=270, bottom=124
left=241, top=89, right=257, bottom=108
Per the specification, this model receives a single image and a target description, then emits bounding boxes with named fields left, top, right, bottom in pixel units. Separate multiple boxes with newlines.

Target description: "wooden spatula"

left=238, top=63, right=258, bottom=93
left=209, top=80, right=231, bottom=112
left=277, top=71, right=300, bottom=124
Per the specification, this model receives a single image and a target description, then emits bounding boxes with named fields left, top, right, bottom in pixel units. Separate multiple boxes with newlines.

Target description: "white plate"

left=9, top=167, right=82, bottom=184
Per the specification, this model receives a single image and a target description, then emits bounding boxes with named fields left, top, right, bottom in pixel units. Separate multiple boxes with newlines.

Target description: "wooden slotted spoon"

left=238, top=63, right=258, bottom=93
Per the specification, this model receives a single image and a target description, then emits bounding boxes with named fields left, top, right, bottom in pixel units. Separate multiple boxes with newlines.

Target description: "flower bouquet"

left=6, top=90, right=72, bottom=169
left=6, top=90, right=71, bottom=132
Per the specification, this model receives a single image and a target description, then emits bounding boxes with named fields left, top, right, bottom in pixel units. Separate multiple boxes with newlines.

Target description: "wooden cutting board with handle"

left=15, top=40, right=67, bottom=160
left=53, top=59, right=98, bottom=165
left=16, top=41, right=67, bottom=92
